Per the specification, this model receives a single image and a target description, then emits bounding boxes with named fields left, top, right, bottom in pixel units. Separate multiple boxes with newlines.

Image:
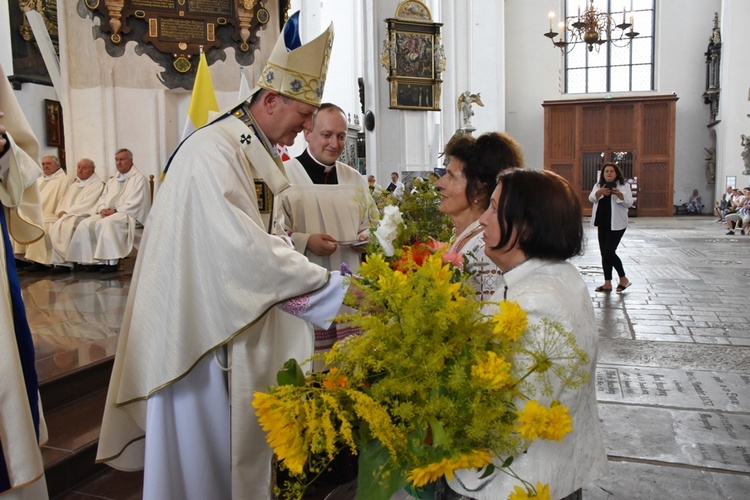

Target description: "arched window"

left=565, top=0, right=655, bottom=94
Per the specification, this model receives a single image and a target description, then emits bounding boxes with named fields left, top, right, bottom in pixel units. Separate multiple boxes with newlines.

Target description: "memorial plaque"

left=188, top=0, right=232, bottom=16
left=86, top=0, right=269, bottom=78
left=599, top=404, right=750, bottom=473
left=596, top=365, right=750, bottom=412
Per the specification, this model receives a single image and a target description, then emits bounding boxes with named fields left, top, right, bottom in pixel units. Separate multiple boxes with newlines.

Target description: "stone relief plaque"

left=596, top=365, right=749, bottom=412
left=82, top=0, right=271, bottom=87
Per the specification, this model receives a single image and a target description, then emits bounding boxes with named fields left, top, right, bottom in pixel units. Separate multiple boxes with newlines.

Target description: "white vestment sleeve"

left=277, top=270, right=347, bottom=330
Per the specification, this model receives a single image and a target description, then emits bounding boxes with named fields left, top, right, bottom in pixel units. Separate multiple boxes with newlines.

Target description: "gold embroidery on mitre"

left=257, top=21, right=334, bottom=107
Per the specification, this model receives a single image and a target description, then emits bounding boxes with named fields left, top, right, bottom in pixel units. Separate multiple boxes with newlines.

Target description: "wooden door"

left=543, top=95, right=677, bottom=217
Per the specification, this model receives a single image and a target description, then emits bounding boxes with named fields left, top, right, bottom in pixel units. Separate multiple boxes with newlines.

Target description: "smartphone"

left=604, top=181, right=617, bottom=189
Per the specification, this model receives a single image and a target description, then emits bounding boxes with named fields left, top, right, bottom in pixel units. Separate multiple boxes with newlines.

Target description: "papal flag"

left=180, top=51, right=219, bottom=142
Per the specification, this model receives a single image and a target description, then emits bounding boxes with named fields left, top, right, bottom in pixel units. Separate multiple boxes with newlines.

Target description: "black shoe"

left=26, top=263, right=52, bottom=272
left=14, top=259, right=32, bottom=269
left=99, top=264, right=119, bottom=273
left=726, top=230, right=735, bottom=235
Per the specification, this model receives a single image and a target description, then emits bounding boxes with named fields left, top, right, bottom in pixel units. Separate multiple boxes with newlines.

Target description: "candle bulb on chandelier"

left=622, top=7, right=626, bottom=24
left=630, top=12, right=634, bottom=31
left=549, top=11, right=554, bottom=31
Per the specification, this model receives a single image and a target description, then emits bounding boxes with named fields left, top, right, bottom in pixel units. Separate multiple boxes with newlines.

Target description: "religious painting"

left=393, top=81, right=434, bottom=110
left=380, top=0, right=445, bottom=111
left=8, top=0, right=58, bottom=86
left=44, top=99, right=63, bottom=147
left=394, top=32, right=433, bottom=79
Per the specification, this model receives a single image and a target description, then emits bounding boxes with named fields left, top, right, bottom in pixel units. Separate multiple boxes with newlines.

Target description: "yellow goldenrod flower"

left=407, top=450, right=492, bottom=487
left=493, top=300, right=528, bottom=342
left=541, top=402, right=573, bottom=441
left=509, top=482, right=551, bottom=500
left=515, top=400, right=548, bottom=440
left=471, top=351, right=513, bottom=390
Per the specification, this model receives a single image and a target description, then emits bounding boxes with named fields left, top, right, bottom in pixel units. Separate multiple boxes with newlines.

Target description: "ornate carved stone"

left=83, top=0, right=271, bottom=87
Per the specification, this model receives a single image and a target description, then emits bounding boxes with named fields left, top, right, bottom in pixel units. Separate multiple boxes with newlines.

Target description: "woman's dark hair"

left=597, top=162, right=626, bottom=186
left=491, top=169, right=583, bottom=260
left=444, top=132, right=524, bottom=209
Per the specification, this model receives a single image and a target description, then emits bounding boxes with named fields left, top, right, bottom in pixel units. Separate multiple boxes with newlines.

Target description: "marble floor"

left=21, top=267, right=131, bottom=386
left=20, top=215, right=750, bottom=499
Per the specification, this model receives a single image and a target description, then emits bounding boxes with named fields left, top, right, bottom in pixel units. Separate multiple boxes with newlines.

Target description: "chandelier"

left=544, top=0, right=639, bottom=53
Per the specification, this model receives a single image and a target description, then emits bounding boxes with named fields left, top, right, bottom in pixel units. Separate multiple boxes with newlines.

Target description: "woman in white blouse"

left=588, top=162, right=634, bottom=293
left=449, top=168, right=608, bottom=500
left=435, top=132, right=524, bottom=299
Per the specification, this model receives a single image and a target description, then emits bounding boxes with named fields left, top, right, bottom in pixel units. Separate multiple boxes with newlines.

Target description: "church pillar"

left=715, top=0, right=750, bottom=193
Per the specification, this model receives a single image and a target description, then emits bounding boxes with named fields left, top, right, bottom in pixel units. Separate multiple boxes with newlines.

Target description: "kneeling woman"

left=448, top=169, right=608, bottom=500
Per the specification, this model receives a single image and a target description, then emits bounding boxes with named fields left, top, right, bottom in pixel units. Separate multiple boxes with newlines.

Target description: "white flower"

left=374, top=205, right=404, bottom=257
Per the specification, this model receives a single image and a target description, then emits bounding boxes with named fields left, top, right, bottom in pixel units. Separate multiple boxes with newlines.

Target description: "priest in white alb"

left=280, top=103, right=378, bottom=359
left=41, top=158, right=104, bottom=268
left=65, top=148, right=150, bottom=272
left=16, top=155, right=68, bottom=264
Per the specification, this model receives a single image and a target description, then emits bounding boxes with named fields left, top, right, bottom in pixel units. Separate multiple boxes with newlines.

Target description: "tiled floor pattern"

left=19, top=216, right=750, bottom=499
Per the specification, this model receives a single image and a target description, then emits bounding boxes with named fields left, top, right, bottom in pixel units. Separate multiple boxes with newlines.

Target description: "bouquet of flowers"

left=253, top=210, right=590, bottom=499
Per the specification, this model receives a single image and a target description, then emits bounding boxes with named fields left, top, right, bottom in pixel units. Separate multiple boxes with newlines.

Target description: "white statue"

left=742, top=134, right=750, bottom=175
left=457, top=91, right=484, bottom=131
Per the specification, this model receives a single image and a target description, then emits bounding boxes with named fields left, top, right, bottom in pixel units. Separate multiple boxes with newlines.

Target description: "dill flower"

left=515, top=400, right=548, bottom=441
left=541, top=401, right=572, bottom=441
left=492, top=300, right=528, bottom=342
left=509, top=482, right=551, bottom=500
left=471, top=351, right=513, bottom=390
left=407, top=450, right=493, bottom=487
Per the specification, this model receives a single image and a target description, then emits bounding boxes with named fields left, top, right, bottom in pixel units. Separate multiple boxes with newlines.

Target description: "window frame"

left=564, top=0, right=655, bottom=94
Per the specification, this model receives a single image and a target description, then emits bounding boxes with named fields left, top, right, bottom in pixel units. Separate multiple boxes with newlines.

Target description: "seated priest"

left=66, top=148, right=150, bottom=273
left=16, top=155, right=69, bottom=267
left=35, top=158, right=104, bottom=270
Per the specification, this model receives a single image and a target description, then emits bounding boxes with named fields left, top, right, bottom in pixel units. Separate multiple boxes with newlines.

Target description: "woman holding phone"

left=589, top=162, right=634, bottom=293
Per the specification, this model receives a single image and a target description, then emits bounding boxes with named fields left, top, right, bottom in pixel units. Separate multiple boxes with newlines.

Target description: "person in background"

left=725, top=187, right=750, bottom=235
left=0, top=62, right=49, bottom=500
left=686, top=188, right=703, bottom=214
left=714, top=185, right=734, bottom=222
left=17, top=155, right=69, bottom=270
left=45, top=158, right=105, bottom=269
left=386, top=171, right=405, bottom=199
left=449, top=168, right=608, bottom=500
left=589, top=162, right=634, bottom=293
left=65, top=148, right=150, bottom=273
left=367, top=174, right=384, bottom=196
left=436, top=132, right=524, bottom=299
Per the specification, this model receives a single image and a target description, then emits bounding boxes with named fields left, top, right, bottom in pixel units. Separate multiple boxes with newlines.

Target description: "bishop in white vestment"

left=96, top=14, right=344, bottom=500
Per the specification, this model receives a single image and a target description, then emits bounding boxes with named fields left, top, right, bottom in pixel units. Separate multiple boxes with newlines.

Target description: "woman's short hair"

left=597, top=162, right=625, bottom=186
left=491, top=168, right=583, bottom=260
left=444, top=132, right=524, bottom=209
